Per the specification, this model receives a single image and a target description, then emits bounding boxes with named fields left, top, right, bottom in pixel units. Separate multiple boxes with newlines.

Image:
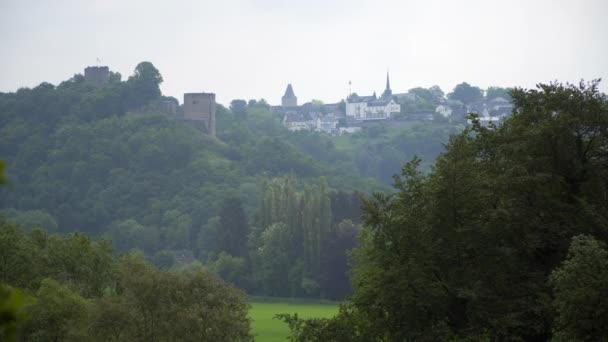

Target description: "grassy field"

left=249, top=297, right=339, bottom=342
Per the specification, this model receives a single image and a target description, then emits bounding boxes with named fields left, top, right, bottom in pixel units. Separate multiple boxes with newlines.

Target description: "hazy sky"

left=1, top=0, right=607, bottom=105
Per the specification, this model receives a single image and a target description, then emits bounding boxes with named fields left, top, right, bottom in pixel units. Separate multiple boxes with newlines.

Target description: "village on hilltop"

left=85, top=65, right=514, bottom=138
left=275, top=72, right=514, bottom=135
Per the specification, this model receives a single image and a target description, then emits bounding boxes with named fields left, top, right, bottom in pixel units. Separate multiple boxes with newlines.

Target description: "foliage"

left=113, top=254, right=252, bottom=341
left=0, top=161, right=5, bottom=185
left=400, top=86, right=444, bottom=113
left=249, top=176, right=359, bottom=299
left=448, top=82, right=484, bottom=104
left=485, top=86, right=512, bottom=100
left=334, top=123, right=463, bottom=183
left=218, top=197, right=250, bottom=259
left=126, top=61, right=163, bottom=109
left=0, top=208, right=58, bottom=233
left=0, top=62, right=383, bottom=253
left=0, top=284, right=29, bottom=342
left=21, top=278, right=90, bottom=341
left=285, top=81, right=608, bottom=340
left=249, top=300, right=338, bottom=342
left=0, top=61, right=487, bottom=303
left=151, top=250, right=176, bottom=269
left=0, top=223, right=253, bottom=341
left=207, top=252, right=247, bottom=288
left=549, top=235, right=608, bottom=341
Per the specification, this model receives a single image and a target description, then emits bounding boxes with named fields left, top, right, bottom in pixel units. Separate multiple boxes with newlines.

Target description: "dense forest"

left=280, top=81, right=608, bottom=341
left=0, top=222, right=251, bottom=341
left=2, top=61, right=606, bottom=341
left=0, top=62, right=462, bottom=301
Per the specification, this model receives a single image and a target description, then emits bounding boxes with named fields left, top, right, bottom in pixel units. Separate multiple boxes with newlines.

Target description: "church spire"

left=382, top=71, right=392, bottom=99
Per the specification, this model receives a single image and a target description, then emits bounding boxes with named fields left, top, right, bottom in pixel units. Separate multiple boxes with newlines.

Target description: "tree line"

left=281, top=81, right=608, bottom=341
left=0, top=221, right=251, bottom=341
left=0, top=61, right=460, bottom=300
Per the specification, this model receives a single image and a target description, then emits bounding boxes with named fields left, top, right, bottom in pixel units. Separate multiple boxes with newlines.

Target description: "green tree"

left=485, top=86, right=511, bottom=100
left=126, top=61, right=163, bottom=109
left=45, top=232, right=114, bottom=297
left=429, top=85, right=445, bottom=102
left=320, top=219, right=359, bottom=299
left=88, top=294, right=134, bottom=341
left=285, top=80, right=608, bottom=340
left=448, top=82, right=483, bottom=104
left=196, top=216, right=220, bottom=260
left=0, top=222, right=38, bottom=289
left=151, top=250, right=175, bottom=270
left=110, top=219, right=160, bottom=254
left=207, top=252, right=247, bottom=288
left=230, top=99, right=248, bottom=118
left=218, top=197, right=250, bottom=259
left=0, top=284, right=29, bottom=342
left=252, top=223, right=292, bottom=296
left=21, top=278, right=90, bottom=342
left=115, top=254, right=252, bottom=341
left=549, top=235, right=608, bottom=341
left=161, top=210, right=191, bottom=250
left=0, top=209, right=58, bottom=233
left=0, top=160, right=5, bottom=184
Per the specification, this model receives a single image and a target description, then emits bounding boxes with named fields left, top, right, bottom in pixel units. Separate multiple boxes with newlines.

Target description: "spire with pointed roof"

left=386, top=72, right=390, bottom=90
left=284, top=84, right=295, bottom=97
left=282, top=84, right=298, bottom=107
left=381, top=72, right=392, bottom=99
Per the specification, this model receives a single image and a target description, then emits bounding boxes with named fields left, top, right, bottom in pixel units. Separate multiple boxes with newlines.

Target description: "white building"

left=346, top=98, right=401, bottom=120
left=283, top=112, right=315, bottom=132
left=315, top=114, right=338, bottom=134
left=345, top=73, right=401, bottom=121
left=435, top=104, right=452, bottom=118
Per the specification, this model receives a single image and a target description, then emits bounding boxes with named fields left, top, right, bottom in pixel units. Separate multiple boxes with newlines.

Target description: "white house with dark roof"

left=283, top=111, right=315, bottom=131
left=315, top=114, right=339, bottom=134
left=346, top=73, right=401, bottom=121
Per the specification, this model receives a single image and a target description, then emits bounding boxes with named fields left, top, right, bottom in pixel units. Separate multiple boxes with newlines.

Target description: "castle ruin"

left=183, top=93, right=216, bottom=136
left=84, top=66, right=110, bottom=87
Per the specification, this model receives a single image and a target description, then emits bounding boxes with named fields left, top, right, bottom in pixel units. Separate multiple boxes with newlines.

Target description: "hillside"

left=0, top=62, right=460, bottom=300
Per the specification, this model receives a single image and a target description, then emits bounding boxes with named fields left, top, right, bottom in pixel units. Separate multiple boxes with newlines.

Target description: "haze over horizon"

left=1, top=0, right=607, bottom=105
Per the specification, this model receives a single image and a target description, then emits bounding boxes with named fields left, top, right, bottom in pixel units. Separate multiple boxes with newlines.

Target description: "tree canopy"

left=448, top=82, right=484, bottom=104
left=0, top=222, right=252, bottom=341
left=282, top=80, right=608, bottom=341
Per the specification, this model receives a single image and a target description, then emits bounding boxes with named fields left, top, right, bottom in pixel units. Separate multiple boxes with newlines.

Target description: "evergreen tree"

left=218, top=197, right=250, bottom=258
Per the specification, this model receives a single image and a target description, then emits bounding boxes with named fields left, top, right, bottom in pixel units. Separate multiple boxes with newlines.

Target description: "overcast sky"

left=1, top=0, right=607, bottom=105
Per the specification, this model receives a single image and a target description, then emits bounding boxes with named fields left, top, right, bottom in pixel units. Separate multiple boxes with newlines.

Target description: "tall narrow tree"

left=218, top=197, right=250, bottom=259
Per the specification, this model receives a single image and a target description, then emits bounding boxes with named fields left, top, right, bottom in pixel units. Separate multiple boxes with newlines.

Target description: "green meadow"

left=249, top=297, right=339, bottom=342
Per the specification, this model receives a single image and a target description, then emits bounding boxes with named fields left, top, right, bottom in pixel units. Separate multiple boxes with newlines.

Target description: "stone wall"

left=84, top=66, right=110, bottom=87
left=183, top=93, right=216, bottom=136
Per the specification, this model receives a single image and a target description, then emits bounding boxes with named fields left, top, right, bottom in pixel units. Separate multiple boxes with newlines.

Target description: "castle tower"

left=183, top=93, right=216, bottom=136
left=281, top=84, right=298, bottom=107
left=84, top=66, right=110, bottom=87
left=381, top=72, right=392, bottom=99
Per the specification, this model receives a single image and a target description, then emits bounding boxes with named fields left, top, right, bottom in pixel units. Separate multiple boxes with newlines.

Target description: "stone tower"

left=183, top=93, right=216, bottom=136
left=281, top=84, right=298, bottom=107
left=84, top=66, right=110, bottom=87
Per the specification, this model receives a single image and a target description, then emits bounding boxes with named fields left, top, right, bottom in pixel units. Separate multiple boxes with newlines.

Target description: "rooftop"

left=283, top=84, right=296, bottom=98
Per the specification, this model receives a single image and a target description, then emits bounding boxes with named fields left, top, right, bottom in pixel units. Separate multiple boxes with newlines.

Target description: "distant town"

left=84, top=66, right=514, bottom=138
left=276, top=72, right=513, bottom=135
